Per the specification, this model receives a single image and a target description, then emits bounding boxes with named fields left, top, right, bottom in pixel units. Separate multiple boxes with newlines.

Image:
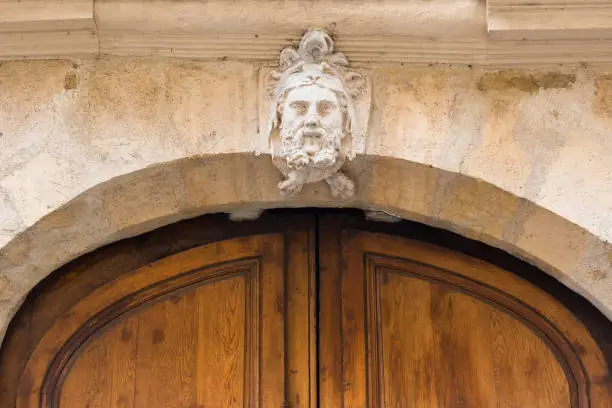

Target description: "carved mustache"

left=282, top=122, right=334, bottom=138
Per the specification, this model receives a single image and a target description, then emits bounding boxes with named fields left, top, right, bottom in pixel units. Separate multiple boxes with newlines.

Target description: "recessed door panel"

left=375, top=268, right=570, bottom=407
left=59, top=274, right=249, bottom=408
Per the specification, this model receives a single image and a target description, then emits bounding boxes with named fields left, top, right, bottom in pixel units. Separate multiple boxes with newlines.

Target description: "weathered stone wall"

left=1, top=57, right=611, bottom=346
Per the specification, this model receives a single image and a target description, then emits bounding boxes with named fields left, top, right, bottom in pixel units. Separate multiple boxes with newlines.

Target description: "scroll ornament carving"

left=263, top=29, right=371, bottom=198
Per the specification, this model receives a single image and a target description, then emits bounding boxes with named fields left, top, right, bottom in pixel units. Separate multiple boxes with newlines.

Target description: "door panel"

left=59, top=273, right=251, bottom=407
left=319, top=220, right=612, bottom=408
left=60, top=276, right=249, bottom=407
left=374, top=268, right=569, bottom=407
left=16, top=234, right=306, bottom=408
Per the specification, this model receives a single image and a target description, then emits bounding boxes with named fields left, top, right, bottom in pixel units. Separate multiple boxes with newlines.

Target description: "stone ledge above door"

left=1, top=0, right=612, bottom=66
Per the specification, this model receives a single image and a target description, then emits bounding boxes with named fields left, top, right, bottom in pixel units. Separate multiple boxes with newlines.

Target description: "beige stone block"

left=0, top=253, right=15, bottom=272
left=367, top=67, right=488, bottom=173
left=0, top=191, right=112, bottom=285
left=534, top=129, right=612, bottom=243
left=0, top=188, right=23, bottom=248
left=0, top=152, right=86, bottom=227
left=593, top=74, right=612, bottom=120
left=74, top=59, right=259, bottom=163
left=462, top=68, right=592, bottom=199
left=181, top=155, right=281, bottom=211
left=0, top=60, right=77, bottom=179
left=432, top=175, right=523, bottom=242
left=0, top=271, right=28, bottom=348
left=98, top=163, right=186, bottom=235
left=459, top=99, right=533, bottom=195
left=513, top=207, right=592, bottom=280
left=368, top=68, right=458, bottom=163
left=0, top=263, right=42, bottom=314
left=0, top=230, right=33, bottom=269
left=567, top=237, right=612, bottom=321
left=0, top=272, right=24, bottom=306
left=0, top=60, right=72, bottom=106
left=359, top=156, right=438, bottom=222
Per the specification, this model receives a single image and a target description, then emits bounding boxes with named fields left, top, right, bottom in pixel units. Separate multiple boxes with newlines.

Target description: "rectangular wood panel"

left=132, top=289, right=199, bottom=407
left=58, top=325, right=113, bottom=407
left=196, top=276, right=246, bottom=407
left=372, top=267, right=571, bottom=407
left=108, top=317, right=139, bottom=408
left=377, top=271, right=499, bottom=407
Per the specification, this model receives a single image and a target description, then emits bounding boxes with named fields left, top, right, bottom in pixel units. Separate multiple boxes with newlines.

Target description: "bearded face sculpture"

left=263, top=29, right=370, bottom=198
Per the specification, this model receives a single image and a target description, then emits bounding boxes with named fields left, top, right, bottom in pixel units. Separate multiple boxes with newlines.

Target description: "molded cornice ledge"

left=1, top=0, right=612, bottom=65
left=93, top=0, right=484, bottom=62
left=488, top=0, right=612, bottom=40
left=0, top=0, right=97, bottom=59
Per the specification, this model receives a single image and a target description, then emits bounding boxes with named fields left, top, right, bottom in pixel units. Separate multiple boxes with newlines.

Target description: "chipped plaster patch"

left=477, top=70, right=577, bottom=94
left=593, top=74, right=612, bottom=119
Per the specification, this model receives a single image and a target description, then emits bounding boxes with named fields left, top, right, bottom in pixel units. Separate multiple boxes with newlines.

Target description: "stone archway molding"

left=0, top=153, right=610, bottom=349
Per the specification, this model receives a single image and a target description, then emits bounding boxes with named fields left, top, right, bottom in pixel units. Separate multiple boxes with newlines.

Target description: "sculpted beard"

left=279, top=122, right=342, bottom=169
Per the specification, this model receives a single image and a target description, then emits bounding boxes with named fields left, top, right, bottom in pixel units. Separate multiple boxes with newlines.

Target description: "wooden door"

left=15, top=231, right=316, bottom=408
left=318, top=215, right=612, bottom=408
left=3, top=211, right=611, bottom=408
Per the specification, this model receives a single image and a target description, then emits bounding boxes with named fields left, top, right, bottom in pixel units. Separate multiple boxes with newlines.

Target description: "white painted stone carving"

left=261, top=29, right=371, bottom=198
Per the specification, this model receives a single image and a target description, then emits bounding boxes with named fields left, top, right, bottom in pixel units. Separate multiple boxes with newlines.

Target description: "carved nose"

left=305, top=116, right=319, bottom=128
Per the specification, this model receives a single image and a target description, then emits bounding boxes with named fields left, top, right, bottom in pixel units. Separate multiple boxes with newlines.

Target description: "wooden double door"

left=2, top=212, right=611, bottom=407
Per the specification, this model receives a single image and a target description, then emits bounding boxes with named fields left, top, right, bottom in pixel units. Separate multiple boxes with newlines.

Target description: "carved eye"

left=289, top=101, right=308, bottom=115
left=318, top=101, right=336, bottom=116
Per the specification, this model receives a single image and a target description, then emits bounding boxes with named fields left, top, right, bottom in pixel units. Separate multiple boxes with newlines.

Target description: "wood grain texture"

left=318, top=220, right=611, bottom=408
left=195, top=277, right=246, bottom=407
left=341, top=231, right=368, bottom=407
left=2, top=211, right=610, bottom=408
left=57, top=275, right=249, bottom=408
left=365, top=256, right=583, bottom=407
left=285, top=230, right=317, bottom=408
left=376, top=270, right=570, bottom=407
left=108, top=317, right=139, bottom=408
left=259, top=237, right=285, bottom=408
left=1, top=213, right=317, bottom=408
left=15, top=234, right=294, bottom=408
left=129, top=289, right=198, bottom=408
left=318, top=219, right=344, bottom=408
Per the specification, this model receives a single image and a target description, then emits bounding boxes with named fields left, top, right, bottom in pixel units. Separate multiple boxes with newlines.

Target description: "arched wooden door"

left=1, top=212, right=611, bottom=407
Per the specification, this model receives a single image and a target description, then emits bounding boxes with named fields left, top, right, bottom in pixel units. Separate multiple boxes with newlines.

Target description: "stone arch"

left=0, top=153, right=610, bottom=348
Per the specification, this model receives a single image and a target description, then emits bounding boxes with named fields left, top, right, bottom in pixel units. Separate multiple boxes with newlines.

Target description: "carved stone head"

left=263, top=29, right=370, bottom=198
left=279, top=79, right=344, bottom=161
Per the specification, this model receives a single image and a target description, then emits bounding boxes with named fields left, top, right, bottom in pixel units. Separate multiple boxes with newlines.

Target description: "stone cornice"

left=487, top=0, right=612, bottom=39
left=0, top=0, right=97, bottom=59
left=1, top=0, right=612, bottom=66
left=0, top=0, right=94, bottom=32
